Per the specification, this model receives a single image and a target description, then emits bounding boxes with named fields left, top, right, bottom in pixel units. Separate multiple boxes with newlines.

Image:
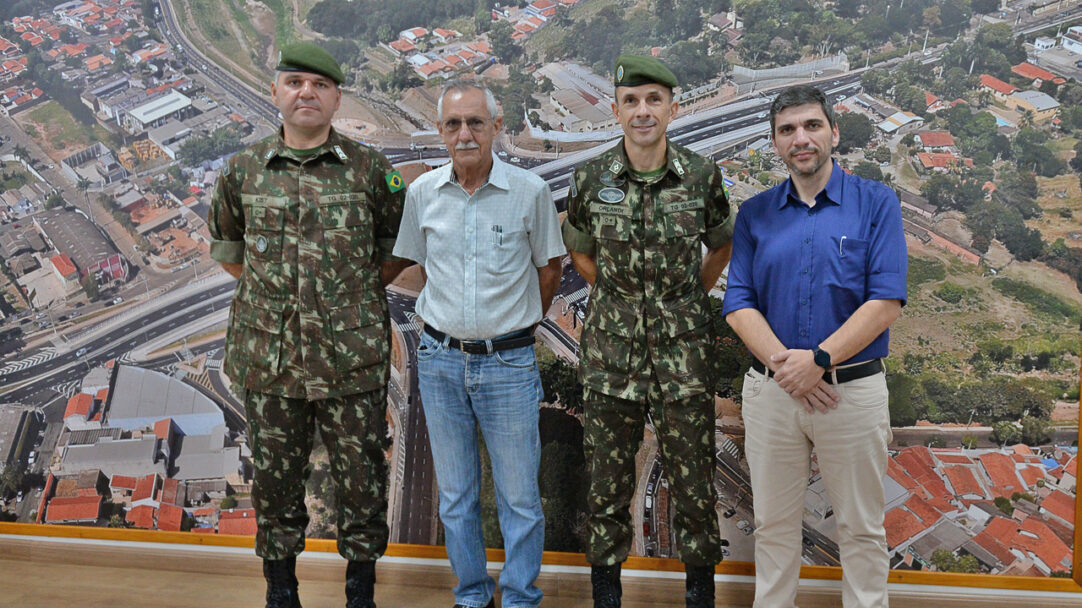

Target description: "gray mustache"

left=455, top=142, right=481, bottom=150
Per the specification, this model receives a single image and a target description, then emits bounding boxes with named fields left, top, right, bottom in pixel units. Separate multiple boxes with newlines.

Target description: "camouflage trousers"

left=583, top=387, right=721, bottom=567
left=244, top=388, right=389, bottom=561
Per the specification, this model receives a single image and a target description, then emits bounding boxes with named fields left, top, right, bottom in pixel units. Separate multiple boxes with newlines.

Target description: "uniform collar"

left=611, top=140, right=687, bottom=182
left=437, top=152, right=508, bottom=192
left=779, top=159, right=844, bottom=209
left=264, top=127, right=350, bottom=166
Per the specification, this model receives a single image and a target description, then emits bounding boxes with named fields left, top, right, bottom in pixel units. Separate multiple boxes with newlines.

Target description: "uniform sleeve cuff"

left=704, top=215, right=734, bottom=249
left=561, top=219, right=595, bottom=256
left=210, top=239, right=245, bottom=264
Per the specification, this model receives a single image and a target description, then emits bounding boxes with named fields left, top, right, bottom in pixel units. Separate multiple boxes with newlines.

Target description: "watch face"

left=814, top=348, right=831, bottom=368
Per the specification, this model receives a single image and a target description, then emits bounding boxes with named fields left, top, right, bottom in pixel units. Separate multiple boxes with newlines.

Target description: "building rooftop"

left=979, top=74, right=1017, bottom=95
left=106, top=366, right=224, bottom=436
left=127, top=90, right=191, bottom=126
left=45, top=495, right=102, bottom=523
left=1009, top=90, right=1060, bottom=112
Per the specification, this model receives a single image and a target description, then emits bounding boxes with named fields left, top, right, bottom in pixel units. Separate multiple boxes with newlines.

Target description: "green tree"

left=1020, top=415, right=1051, bottom=445
left=835, top=112, right=874, bottom=154
left=489, top=20, right=519, bottom=64
left=993, top=496, right=1013, bottom=516
left=961, top=435, right=978, bottom=449
left=80, top=274, right=99, bottom=301
left=852, top=160, right=884, bottom=182
left=0, top=465, right=23, bottom=498
left=991, top=420, right=1021, bottom=445
left=538, top=355, right=583, bottom=415
left=220, top=495, right=238, bottom=509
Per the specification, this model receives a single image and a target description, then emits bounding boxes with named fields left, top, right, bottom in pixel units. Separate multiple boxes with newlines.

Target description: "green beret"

left=276, top=42, right=344, bottom=84
left=614, top=54, right=678, bottom=90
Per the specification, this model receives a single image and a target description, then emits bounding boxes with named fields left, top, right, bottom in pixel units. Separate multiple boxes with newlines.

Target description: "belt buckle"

left=460, top=340, right=486, bottom=354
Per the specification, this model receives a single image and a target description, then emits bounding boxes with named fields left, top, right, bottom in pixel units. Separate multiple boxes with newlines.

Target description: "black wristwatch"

left=813, top=347, right=832, bottom=370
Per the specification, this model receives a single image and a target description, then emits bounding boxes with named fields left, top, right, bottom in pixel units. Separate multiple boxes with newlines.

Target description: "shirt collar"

left=264, top=127, right=348, bottom=166
left=613, top=139, right=687, bottom=182
left=438, top=152, right=508, bottom=192
left=779, top=159, right=843, bottom=209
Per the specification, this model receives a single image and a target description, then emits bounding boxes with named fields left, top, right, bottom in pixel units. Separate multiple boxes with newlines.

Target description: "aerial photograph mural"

left=0, top=0, right=1079, bottom=593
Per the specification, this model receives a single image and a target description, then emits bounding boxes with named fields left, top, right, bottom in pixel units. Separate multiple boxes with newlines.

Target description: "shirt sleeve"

left=865, top=186, right=908, bottom=305
left=560, top=167, right=595, bottom=255
left=720, top=203, right=759, bottom=317
left=208, top=158, right=245, bottom=265
left=703, top=164, right=734, bottom=249
left=528, top=181, right=567, bottom=266
left=392, top=182, right=425, bottom=265
left=370, top=151, right=406, bottom=263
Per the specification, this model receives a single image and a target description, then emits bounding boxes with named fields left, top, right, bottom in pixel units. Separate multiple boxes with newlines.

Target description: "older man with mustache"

left=561, top=55, right=733, bottom=608
left=723, top=84, right=907, bottom=608
left=209, top=42, right=410, bottom=608
left=393, top=80, right=565, bottom=608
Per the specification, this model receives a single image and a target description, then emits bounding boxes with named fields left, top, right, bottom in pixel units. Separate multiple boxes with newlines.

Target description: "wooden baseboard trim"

left=3, top=533, right=1081, bottom=607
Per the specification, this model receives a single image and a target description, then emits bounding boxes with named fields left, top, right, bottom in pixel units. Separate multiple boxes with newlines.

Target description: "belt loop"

left=484, top=339, right=493, bottom=355
left=880, top=357, right=886, bottom=374
left=441, top=334, right=451, bottom=348
left=831, top=368, right=838, bottom=385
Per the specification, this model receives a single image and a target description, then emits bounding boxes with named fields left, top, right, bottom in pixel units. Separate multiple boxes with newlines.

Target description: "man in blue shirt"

left=722, top=85, right=906, bottom=608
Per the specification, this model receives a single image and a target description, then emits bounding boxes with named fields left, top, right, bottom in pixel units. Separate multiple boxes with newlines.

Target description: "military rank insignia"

left=386, top=170, right=405, bottom=193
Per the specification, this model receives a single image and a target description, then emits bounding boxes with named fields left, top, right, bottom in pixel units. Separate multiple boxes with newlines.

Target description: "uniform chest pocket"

left=661, top=198, right=704, bottom=239
left=590, top=202, right=632, bottom=242
left=242, top=195, right=288, bottom=261
left=320, top=192, right=374, bottom=260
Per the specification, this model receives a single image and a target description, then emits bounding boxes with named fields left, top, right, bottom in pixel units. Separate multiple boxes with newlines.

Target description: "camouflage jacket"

left=208, top=128, right=405, bottom=400
left=561, top=141, right=733, bottom=402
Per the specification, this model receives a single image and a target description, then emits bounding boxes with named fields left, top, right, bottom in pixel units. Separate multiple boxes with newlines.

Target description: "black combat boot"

left=591, top=564, right=622, bottom=608
left=684, top=565, right=715, bottom=608
left=263, top=557, right=302, bottom=608
left=345, top=560, right=377, bottom=608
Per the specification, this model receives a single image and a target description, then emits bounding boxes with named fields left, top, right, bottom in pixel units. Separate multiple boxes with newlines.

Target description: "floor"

left=2, top=534, right=1082, bottom=607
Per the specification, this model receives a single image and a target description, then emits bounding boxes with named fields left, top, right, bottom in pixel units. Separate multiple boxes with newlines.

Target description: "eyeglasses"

left=441, top=117, right=490, bottom=132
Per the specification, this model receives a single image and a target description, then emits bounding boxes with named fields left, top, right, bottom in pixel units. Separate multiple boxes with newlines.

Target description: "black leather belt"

left=423, top=326, right=535, bottom=355
left=751, top=358, right=883, bottom=384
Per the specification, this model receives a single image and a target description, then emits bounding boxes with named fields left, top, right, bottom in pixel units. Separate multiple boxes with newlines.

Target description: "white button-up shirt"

left=393, top=155, right=566, bottom=339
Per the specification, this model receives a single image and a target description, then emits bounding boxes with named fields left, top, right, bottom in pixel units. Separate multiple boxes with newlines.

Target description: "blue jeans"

left=416, top=330, right=545, bottom=608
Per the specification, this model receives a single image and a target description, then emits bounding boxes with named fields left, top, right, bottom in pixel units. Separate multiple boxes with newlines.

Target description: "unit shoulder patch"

left=385, top=170, right=405, bottom=193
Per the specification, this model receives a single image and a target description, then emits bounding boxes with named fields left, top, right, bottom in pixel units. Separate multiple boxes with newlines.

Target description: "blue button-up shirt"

left=722, top=161, right=907, bottom=365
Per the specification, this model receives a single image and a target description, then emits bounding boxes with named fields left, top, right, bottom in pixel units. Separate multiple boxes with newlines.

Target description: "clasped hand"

left=770, top=349, right=840, bottom=414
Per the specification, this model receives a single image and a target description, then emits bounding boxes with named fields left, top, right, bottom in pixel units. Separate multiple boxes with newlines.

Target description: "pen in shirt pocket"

left=492, top=224, right=503, bottom=245
left=839, top=235, right=847, bottom=257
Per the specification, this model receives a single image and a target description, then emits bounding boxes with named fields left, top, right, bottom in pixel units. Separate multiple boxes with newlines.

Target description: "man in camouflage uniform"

left=561, top=55, right=733, bottom=608
left=208, top=42, right=408, bottom=608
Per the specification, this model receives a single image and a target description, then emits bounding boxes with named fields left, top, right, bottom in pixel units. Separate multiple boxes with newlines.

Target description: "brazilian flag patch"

left=385, top=170, right=405, bottom=193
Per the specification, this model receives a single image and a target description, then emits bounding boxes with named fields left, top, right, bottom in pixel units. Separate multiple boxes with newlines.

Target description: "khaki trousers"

left=742, top=368, right=892, bottom=608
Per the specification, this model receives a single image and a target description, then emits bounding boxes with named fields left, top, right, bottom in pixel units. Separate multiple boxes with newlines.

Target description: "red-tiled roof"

left=126, top=505, right=155, bottom=529
left=943, top=465, right=985, bottom=498
left=916, top=152, right=973, bottom=170
left=1018, top=465, right=1044, bottom=488
left=160, top=478, right=180, bottom=506
left=45, top=495, right=102, bottom=523
left=36, top=474, right=55, bottom=524
left=904, top=494, right=943, bottom=525
left=50, top=254, right=77, bottom=277
left=64, top=393, right=94, bottom=419
left=154, top=418, right=172, bottom=439
left=111, top=475, right=137, bottom=490
left=132, top=473, right=160, bottom=503
left=917, top=131, right=955, bottom=148
left=979, top=452, right=1024, bottom=497
left=1011, top=444, right=1034, bottom=456
left=884, top=506, right=927, bottom=547
left=219, top=509, right=258, bottom=536
left=192, top=507, right=216, bottom=517
left=972, top=528, right=1015, bottom=566
left=1015, top=518, right=1071, bottom=573
left=1011, top=62, right=1058, bottom=83
left=191, top=526, right=215, bottom=534
left=389, top=39, right=415, bottom=53
left=979, top=74, right=1017, bottom=95
left=924, top=91, right=939, bottom=106
left=936, top=454, right=973, bottom=465
left=95, top=388, right=109, bottom=402
left=156, top=503, right=184, bottom=532
left=467, top=41, right=491, bottom=54
left=1041, top=490, right=1074, bottom=523
left=1064, top=457, right=1076, bottom=477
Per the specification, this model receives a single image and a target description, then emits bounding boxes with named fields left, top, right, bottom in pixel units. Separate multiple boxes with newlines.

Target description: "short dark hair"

left=769, top=85, right=834, bottom=136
